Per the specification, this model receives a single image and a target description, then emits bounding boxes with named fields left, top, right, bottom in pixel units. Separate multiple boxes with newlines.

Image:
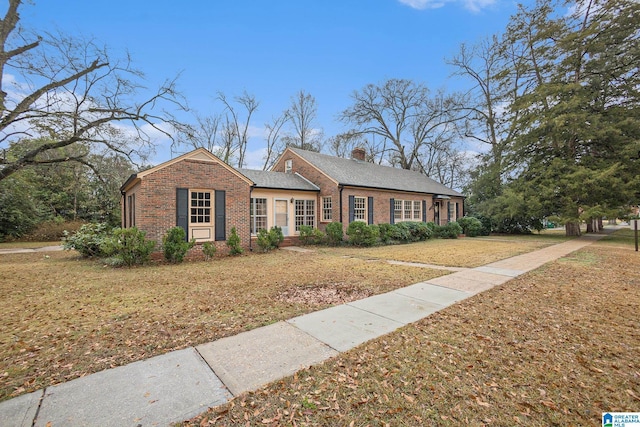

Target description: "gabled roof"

left=237, top=169, right=319, bottom=191
left=287, top=147, right=463, bottom=197
left=120, top=148, right=252, bottom=192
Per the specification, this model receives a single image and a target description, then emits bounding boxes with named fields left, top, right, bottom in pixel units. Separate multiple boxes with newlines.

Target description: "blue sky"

left=16, top=0, right=531, bottom=167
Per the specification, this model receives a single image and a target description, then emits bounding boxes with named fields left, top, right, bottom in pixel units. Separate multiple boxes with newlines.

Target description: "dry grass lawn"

left=183, top=236, right=639, bottom=426
left=1, top=248, right=450, bottom=402
left=319, top=234, right=568, bottom=267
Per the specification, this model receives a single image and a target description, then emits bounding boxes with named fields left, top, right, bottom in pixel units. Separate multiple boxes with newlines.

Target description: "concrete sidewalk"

left=0, top=233, right=609, bottom=426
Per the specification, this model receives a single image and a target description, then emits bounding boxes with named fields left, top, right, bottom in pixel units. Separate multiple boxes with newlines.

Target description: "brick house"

left=120, top=147, right=464, bottom=251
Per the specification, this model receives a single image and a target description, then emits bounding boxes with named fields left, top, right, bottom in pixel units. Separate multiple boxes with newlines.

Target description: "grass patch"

left=0, top=249, right=447, bottom=401
left=0, top=241, right=61, bottom=249
left=183, top=245, right=640, bottom=426
left=321, top=235, right=564, bottom=267
left=598, top=228, right=638, bottom=247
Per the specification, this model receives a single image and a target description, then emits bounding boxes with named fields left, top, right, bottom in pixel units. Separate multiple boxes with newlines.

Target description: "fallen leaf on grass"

left=627, top=389, right=640, bottom=401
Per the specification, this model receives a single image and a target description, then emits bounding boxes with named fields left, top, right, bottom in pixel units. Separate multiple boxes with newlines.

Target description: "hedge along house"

left=271, top=147, right=465, bottom=229
left=120, top=146, right=464, bottom=251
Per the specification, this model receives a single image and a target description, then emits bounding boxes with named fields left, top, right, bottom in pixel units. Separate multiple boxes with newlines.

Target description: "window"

left=250, top=198, right=268, bottom=234
left=413, top=201, right=421, bottom=220
left=295, top=199, right=315, bottom=231
left=394, top=199, right=423, bottom=222
left=190, top=191, right=211, bottom=224
left=322, top=197, right=332, bottom=222
left=394, top=200, right=403, bottom=221
left=448, top=202, right=456, bottom=222
left=285, top=159, right=292, bottom=173
left=354, top=197, right=366, bottom=221
left=404, top=200, right=412, bottom=221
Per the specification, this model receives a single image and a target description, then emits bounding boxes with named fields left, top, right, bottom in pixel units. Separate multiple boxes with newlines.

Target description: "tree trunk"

left=565, top=221, right=581, bottom=236
left=598, top=217, right=604, bottom=230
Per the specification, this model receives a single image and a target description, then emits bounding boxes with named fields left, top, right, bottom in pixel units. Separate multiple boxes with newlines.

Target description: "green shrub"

left=256, top=226, right=285, bottom=252
left=433, top=222, right=463, bottom=239
left=101, top=227, right=156, bottom=266
left=405, top=221, right=432, bottom=241
left=378, top=223, right=394, bottom=244
left=227, top=227, right=243, bottom=255
left=256, top=228, right=271, bottom=252
left=346, top=222, right=380, bottom=247
left=299, top=225, right=325, bottom=245
left=63, top=222, right=111, bottom=257
left=457, top=216, right=483, bottom=237
left=391, top=222, right=411, bottom=242
left=325, top=222, right=344, bottom=246
left=202, top=242, right=217, bottom=260
left=162, top=227, right=195, bottom=263
left=269, top=226, right=284, bottom=248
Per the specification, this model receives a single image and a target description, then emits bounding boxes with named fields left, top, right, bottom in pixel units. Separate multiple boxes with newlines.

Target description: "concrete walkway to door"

left=0, top=231, right=612, bottom=427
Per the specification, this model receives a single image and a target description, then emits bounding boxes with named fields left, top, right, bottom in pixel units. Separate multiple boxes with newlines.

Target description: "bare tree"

left=282, top=89, right=323, bottom=152
left=339, top=79, right=463, bottom=171
left=172, top=91, right=259, bottom=167
left=0, top=0, right=182, bottom=182
left=218, top=91, right=259, bottom=167
left=171, top=113, right=222, bottom=155
left=262, top=111, right=289, bottom=170
left=447, top=37, right=524, bottom=179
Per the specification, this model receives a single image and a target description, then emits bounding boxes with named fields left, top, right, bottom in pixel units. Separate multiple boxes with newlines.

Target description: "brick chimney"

left=351, top=147, right=366, bottom=161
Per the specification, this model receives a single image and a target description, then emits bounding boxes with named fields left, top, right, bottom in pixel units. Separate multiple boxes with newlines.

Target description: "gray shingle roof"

left=238, top=168, right=319, bottom=191
left=289, top=148, right=463, bottom=197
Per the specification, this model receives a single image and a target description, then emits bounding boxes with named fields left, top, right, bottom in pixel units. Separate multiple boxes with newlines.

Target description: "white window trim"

left=250, top=198, right=268, bottom=235
left=321, top=196, right=332, bottom=222
left=295, top=199, right=315, bottom=231
left=394, top=199, right=423, bottom=222
left=353, top=196, right=366, bottom=222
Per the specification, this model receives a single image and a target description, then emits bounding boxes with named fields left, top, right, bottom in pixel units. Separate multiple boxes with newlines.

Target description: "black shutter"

left=390, top=198, right=395, bottom=225
left=422, top=200, right=427, bottom=223
left=176, top=188, right=189, bottom=241
left=447, top=201, right=451, bottom=222
left=215, top=190, right=226, bottom=241
left=367, top=197, right=374, bottom=225
left=348, top=195, right=355, bottom=223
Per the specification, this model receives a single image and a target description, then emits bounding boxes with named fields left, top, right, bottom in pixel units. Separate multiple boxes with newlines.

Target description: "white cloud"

left=461, top=0, right=497, bottom=13
left=398, top=0, right=448, bottom=10
left=398, top=0, right=497, bottom=12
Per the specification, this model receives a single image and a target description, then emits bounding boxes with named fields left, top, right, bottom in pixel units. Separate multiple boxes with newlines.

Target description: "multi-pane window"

left=448, top=202, right=456, bottom=222
left=250, top=198, right=268, bottom=234
left=322, top=197, right=332, bottom=222
left=190, top=191, right=211, bottom=223
left=354, top=197, right=366, bottom=221
left=404, top=200, right=412, bottom=221
left=413, top=201, right=421, bottom=220
left=285, top=159, right=292, bottom=173
left=394, top=199, right=423, bottom=222
left=394, top=200, right=403, bottom=221
left=295, top=199, right=315, bottom=231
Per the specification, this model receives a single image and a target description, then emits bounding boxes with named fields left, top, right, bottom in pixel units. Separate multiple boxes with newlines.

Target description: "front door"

left=434, top=202, right=440, bottom=226
left=274, top=199, right=289, bottom=236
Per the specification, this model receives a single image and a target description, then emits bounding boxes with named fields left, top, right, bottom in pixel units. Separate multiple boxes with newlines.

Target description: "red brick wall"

left=129, top=159, right=251, bottom=252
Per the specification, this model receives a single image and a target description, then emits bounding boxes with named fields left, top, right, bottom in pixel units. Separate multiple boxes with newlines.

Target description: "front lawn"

left=0, top=248, right=448, bottom=401
left=184, top=238, right=639, bottom=426
left=0, top=233, right=592, bottom=404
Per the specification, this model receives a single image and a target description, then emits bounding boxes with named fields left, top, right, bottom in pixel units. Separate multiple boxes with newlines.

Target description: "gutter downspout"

left=249, top=185, right=255, bottom=251
left=121, top=191, right=126, bottom=228
left=339, top=185, right=344, bottom=224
